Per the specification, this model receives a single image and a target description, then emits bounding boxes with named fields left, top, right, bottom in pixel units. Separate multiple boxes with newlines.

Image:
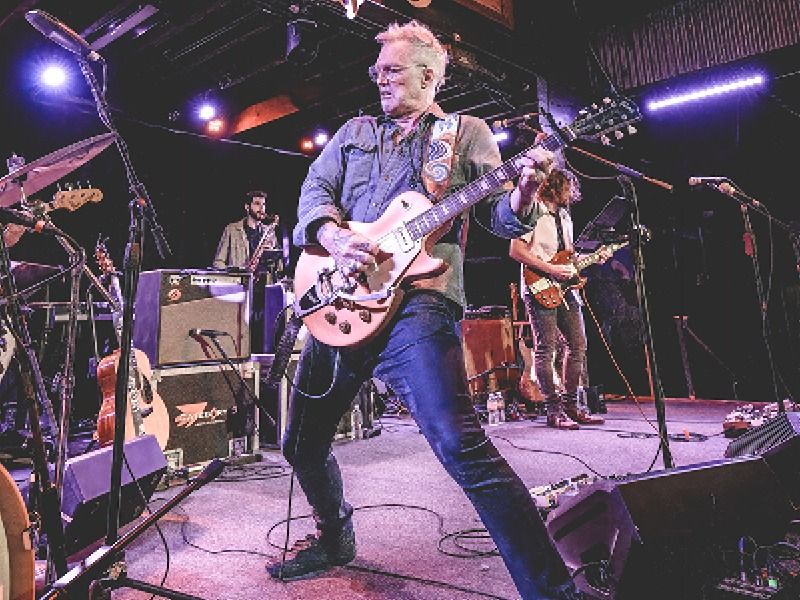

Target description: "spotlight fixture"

left=313, top=131, right=329, bottom=147
left=300, top=138, right=315, bottom=152
left=40, top=64, right=67, bottom=87
left=206, top=118, right=225, bottom=135
left=198, top=103, right=217, bottom=121
left=286, top=18, right=319, bottom=65
left=647, top=73, right=765, bottom=112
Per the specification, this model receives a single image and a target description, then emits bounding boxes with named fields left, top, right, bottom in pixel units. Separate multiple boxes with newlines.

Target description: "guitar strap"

left=422, top=113, right=459, bottom=201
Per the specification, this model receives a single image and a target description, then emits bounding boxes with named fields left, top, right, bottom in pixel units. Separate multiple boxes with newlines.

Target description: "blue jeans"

left=282, top=291, right=572, bottom=599
left=524, top=291, right=587, bottom=413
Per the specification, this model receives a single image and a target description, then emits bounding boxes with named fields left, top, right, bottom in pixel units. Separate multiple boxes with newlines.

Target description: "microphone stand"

left=560, top=133, right=675, bottom=468
left=704, top=183, right=797, bottom=407
left=69, top=55, right=203, bottom=600
left=617, top=175, right=674, bottom=468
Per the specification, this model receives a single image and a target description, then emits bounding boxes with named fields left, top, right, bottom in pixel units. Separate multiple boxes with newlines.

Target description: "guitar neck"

left=574, top=242, right=628, bottom=272
left=405, top=129, right=575, bottom=240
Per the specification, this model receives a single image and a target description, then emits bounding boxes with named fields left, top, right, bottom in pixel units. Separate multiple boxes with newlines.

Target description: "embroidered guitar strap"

left=422, top=113, right=459, bottom=201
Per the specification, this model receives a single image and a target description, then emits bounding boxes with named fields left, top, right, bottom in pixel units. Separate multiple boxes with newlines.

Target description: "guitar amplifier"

left=151, top=362, right=258, bottom=468
left=134, top=270, right=251, bottom=367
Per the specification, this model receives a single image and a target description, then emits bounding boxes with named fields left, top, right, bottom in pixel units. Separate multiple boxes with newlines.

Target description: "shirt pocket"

left=341, top=138, right=377, bottom=214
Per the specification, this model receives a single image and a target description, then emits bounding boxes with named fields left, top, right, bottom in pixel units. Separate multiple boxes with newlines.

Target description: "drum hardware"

left=0, top=211, right=69, bottom=580
left=0, top=134, right=115, bottom=207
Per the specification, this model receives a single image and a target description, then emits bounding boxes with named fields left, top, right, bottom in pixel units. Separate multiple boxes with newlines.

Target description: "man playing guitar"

left=266, top=19, right=586, bottom=600
left=510, top=168, right=608, bottom=430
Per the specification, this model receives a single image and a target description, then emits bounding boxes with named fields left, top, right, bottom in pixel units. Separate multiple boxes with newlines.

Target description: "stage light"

left=286, top=18, right=319, bottom=65
left=313, top=131, right=329, bottom=146
left=300, top=138, right=315, bottom=152
left=40, top=64, right=67, bottom=87
left=206, top=118, right=225, bottom=134
left=198, top=103, right=217, bottom=121
left=493, top=130, right=510, bottom=144
left=647, top=73, right=765, bottom=111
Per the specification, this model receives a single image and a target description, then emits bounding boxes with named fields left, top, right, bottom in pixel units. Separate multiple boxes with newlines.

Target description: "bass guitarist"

left=267, top=20, right=586, bottom=600
left=509, top=168, right=607, bottom=430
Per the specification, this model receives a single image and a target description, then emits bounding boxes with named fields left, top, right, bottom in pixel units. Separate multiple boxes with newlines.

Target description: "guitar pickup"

left=393, top=225, right=415, bottom=252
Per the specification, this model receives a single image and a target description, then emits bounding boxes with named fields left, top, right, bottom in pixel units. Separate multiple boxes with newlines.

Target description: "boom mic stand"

left=563, top=140, right=674, bottom=467
left=704, top=182, right=790, bottom=407
left=56, top=50, right=206, bottom=600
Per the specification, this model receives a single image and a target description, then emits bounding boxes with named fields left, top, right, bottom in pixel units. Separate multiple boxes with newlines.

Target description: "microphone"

left=688, top=176, right=729, bottom=186
left=0, top=208, right=60, bottom=234
left=189, top=328, right=229, bottom=338
left=491, top=113, right=538, bottom=130
left=25, top=10, right=102, bottom=62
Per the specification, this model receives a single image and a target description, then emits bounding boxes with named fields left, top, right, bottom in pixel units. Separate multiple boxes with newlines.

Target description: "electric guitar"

left=523, top=241, right=628, bottom=309
left=3, top=185, right=103, bottom=247
left=294, top=95, right=641, bottom=347
left=94, top=239, right=170, bottom=449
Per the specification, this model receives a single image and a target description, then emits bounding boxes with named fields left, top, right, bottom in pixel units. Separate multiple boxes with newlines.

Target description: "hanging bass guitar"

left=293, top=96, right=642, bottom=348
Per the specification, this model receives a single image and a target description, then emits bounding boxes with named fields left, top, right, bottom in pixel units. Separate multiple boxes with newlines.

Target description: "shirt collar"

left=377, top=102, right=447, bottom=128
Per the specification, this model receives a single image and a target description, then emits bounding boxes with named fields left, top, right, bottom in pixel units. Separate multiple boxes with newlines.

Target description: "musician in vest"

left=266, top=20, right=585, bottom=600
left=212, top=190, right=282, bottom=279
left=509, top=169, right=607, bottom=430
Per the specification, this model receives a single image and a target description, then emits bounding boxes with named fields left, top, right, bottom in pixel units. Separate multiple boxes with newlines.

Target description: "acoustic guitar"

left=0, top=462, right=34, bottom=600
left=293, top=95, right=641, bottom=347
left=94, top=240, right=170, bottom=450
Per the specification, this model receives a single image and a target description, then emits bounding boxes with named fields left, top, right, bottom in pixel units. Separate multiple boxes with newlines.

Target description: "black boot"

left=266, top=519, right=356, bottom=581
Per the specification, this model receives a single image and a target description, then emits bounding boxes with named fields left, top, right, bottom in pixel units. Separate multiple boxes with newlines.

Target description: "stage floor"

left=96, top=399, right=739, bottom=599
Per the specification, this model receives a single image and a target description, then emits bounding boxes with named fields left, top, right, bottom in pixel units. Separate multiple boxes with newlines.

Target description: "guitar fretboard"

left=404, top=133, right=571, bottom=240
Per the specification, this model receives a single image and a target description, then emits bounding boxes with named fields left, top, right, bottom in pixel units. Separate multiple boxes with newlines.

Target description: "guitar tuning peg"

left=614, top=129, right=624, bottom=140
left=56, top=182, right=62, bottom=191
left=600, top=134, right=611, bottom=145
left=578, top=109, right=588, bottom=117
left=86, top=180, right=91, bottom=188
left=603, top=97, right=612, bottom=104
left=591, top=103, right=599, bottom=110
left=627, top=124, right=638, bottom=135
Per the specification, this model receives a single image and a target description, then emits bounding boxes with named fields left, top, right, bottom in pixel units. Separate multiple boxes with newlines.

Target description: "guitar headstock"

left=52, top=185, right=103, bottom=212
left=94, top=236, right=116, bottom=276
left=569, top=96, right=642, bottom=145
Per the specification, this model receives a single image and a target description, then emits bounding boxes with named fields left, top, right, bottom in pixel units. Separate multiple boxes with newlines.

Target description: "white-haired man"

left=268, top=21, right=583, bottom=600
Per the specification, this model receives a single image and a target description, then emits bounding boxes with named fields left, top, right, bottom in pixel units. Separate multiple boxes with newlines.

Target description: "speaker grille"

left=724, top=412, right=800, bottom=458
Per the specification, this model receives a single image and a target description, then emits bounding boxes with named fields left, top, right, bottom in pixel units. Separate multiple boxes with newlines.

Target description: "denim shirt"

left=293, top=104, right=544, bottom=308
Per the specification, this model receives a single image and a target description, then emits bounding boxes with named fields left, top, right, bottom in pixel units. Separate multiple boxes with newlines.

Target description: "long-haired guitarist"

left=266, top=20, right=585, bottom=600
left=509, top=168, right=608, bottom=430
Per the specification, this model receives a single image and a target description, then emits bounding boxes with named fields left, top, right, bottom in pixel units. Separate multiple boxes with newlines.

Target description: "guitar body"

left=523, top=250, right=586, bottom=309
left=95, top=348, right=170, bottom=450
left=0, top=462, right=34, bottom=600
left=294, top=191, right=448, bottom=347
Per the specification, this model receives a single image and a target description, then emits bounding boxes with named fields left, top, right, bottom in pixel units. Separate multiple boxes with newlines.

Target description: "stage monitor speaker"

left=546, top=457, right=795, bottom=600
left=152, top=362, right=258, bottom=468
left=724, top=411, right=800, bottom=508
left=61, top=435, right=167, bottom=554
left=134, top=270, right=251, bottom=367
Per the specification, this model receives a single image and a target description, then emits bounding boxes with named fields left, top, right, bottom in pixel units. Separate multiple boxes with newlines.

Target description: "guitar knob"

left=324, top=312, right=337, bottom=324
left=339, top=321, right=352, bottom=334
left=358, top=310, right=371, bottom=323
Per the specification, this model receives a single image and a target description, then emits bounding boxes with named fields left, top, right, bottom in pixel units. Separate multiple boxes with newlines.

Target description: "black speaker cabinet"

left=546, top=457, right=796, bottom=600
left=725, top=411, right=800, bottom=508
left=152, top=362, right=258, bottom=468
left=61, top=435, right=167, bottom=554
left=134, top=270, right=251, bottom=367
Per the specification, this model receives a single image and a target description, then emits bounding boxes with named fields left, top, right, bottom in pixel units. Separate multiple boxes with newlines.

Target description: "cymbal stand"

left=0, top=223, right=68, bottom=577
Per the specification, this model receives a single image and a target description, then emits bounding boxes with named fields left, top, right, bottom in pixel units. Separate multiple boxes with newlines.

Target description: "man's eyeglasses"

left=368, top=63, right=427, bottom=83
